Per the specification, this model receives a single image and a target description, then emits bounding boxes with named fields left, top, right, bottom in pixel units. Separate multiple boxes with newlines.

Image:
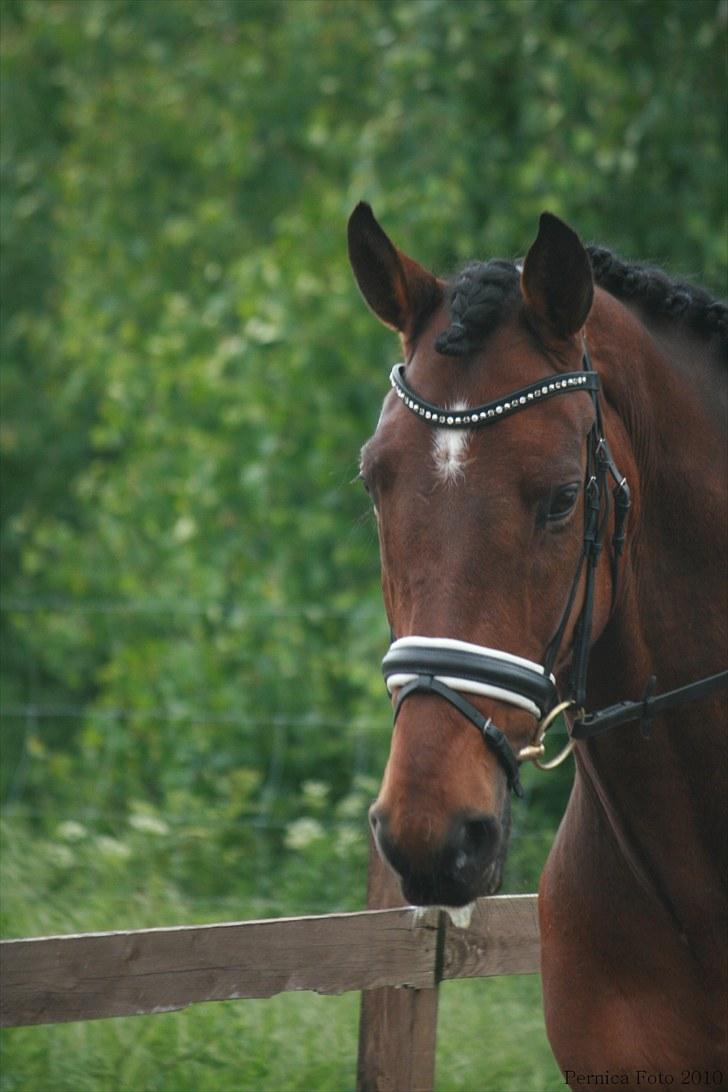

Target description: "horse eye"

left=357, top=473, right=380, bottom=517
left=546, top=483, right=580, bottom=522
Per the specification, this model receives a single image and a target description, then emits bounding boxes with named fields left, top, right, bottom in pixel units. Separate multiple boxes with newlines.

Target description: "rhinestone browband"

left=389, top=363, right=600, bottom=429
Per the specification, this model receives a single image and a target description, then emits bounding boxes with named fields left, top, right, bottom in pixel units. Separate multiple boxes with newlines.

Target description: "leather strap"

left=383, top=645, right=558, bottom=717
left=393, top=675, right=525, bottom=797
left=572, top=669, right=728, bottom=739
left=390, top=363, right=600, bottom=429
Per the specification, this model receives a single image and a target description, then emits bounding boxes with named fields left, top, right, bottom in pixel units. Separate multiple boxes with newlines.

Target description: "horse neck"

left=590, top=295, right=726, bottom=696
left=573, top=301, right=727, bottom=916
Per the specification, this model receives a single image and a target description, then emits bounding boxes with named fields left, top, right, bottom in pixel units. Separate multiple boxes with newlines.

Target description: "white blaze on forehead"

left=433, top=402, right=472, bottom=483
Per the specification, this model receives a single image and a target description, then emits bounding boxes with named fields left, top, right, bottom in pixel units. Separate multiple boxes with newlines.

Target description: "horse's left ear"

left=521, top=213, right=593, bottom=339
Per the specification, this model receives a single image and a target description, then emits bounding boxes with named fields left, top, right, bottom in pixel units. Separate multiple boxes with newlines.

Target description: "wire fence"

left=1, top=597, right=382, bottom=616
left=0, top=705, right=382, bottom=729
left=1, top=593, right=568, bottom=911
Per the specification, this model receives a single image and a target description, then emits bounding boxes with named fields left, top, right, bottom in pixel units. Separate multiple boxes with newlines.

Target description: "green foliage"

left=2, top=990, right=362, bottom=1092
left=3, top=0, right=725, bottom=826
left=1, top=1, right=725, bottom=1086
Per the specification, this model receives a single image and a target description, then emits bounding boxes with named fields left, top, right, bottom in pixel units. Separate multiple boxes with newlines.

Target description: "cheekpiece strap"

left=390, top=363, right=600, bottom=429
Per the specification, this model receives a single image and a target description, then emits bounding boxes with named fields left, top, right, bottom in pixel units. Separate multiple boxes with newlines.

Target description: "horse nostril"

left=368, top=807, right=405, bottom=877
left=448, top=814, right=500, bottom=876
left=464, top=816, right=498, bottom=855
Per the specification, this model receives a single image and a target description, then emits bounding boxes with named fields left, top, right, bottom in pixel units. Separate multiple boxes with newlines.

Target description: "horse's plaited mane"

left=435, top=247, right=727, bottom=358
left=586, top=247, right=727, bottom=348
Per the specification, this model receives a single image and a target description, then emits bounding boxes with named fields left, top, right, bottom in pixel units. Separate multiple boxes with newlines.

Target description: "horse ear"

left=347, top=202, right=441, bottom=335
left=521, top=213, right=593, bottom=338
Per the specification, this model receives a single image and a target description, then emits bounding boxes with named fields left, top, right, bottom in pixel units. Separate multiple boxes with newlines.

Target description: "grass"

left=1, top=995, right=359, bottom=1092
left=0, top=795, right=566, bottom=1092
left=2, top=981, right=563, bottom=1092
left=438, top=978, right=563, bottom=1092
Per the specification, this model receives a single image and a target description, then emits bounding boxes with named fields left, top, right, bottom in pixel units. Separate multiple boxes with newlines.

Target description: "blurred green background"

left=1, top=1, right=725, bottom=1089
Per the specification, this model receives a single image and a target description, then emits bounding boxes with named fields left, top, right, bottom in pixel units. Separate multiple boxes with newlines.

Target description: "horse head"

left=349, top=204, right=632, bottom=907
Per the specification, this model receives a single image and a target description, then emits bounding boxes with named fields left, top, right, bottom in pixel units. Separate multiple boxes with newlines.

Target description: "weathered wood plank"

left=1, top=892, right=541, bottom=1031
left=356, top=837, right=441, bottom=1092
left=357, top=981, right=440, bottom=1092
left=1, top=906, right=439, bottom=1027
left=441, top=894, right=540, bottom=980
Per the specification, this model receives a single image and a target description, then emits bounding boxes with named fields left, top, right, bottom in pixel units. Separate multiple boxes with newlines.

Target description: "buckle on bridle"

left=595, top=436, right=609, bottom=460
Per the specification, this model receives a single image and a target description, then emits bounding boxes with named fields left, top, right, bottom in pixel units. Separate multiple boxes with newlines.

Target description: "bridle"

left=379, top=348, right=728, bottom=797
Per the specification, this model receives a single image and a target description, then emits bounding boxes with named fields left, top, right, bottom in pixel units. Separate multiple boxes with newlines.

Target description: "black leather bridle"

left=380, top=349, right=728, bottom=797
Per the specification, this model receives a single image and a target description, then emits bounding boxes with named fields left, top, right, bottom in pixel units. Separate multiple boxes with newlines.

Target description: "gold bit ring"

left=517, top=700, right=577, bottom=770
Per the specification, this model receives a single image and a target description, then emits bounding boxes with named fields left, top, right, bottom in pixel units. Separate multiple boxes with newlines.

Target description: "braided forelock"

left=435, top=260, right=520, bottom=357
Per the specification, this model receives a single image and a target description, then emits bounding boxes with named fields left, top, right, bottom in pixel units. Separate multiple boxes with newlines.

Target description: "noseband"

left=380, top=348, right=621, bottom=796
left=379, top=349, right=728, bottom=796
left=383, top=636, right=558, bottom=797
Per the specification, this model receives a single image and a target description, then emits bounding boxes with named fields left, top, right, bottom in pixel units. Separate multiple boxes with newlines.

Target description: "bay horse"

left=348, top=203, right=727, bottom=1084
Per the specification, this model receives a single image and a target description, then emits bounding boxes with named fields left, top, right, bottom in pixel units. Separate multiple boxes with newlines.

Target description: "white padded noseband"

left=383, top=636, right=557, bottom=720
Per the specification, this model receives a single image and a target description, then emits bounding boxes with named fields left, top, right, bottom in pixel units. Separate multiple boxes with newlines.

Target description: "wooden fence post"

left=356, top=835, right=441, bottom=1092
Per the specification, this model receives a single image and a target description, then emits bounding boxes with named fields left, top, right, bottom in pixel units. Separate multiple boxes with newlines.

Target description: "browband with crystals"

left=389, top=362, right=600, bottom=428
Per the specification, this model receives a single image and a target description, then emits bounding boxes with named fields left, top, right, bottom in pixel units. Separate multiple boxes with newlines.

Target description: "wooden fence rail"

left=0, top=894, right=538, bottom=1029
left=2, top=838, right=541, bottom=1092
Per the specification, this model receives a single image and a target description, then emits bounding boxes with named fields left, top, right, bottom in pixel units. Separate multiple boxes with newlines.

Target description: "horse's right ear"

left=347, top=203, right=441, bottom=335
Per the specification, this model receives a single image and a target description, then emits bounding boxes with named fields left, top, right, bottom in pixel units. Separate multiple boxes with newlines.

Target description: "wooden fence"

left=0, top=848, right=541, bottom=1092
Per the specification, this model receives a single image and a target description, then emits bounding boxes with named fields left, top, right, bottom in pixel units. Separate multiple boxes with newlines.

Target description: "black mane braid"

left=435, top=248, right=727, bottom=358
left=434, top=260, right=520, bottom=356
left=586, top=246, right=727, bottom=347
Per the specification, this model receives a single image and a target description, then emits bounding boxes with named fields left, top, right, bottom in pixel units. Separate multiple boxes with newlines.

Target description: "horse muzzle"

left=369, top=802, right=509, bottom=907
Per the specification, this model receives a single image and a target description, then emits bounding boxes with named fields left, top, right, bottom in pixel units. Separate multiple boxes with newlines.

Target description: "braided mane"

left=587, top=247, right=727, bottom=348
left=435, top=248, right=727, bottom=358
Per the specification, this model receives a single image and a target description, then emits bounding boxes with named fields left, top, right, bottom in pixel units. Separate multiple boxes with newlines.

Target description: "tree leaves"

left=2, top=0, right=725, bottom=836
